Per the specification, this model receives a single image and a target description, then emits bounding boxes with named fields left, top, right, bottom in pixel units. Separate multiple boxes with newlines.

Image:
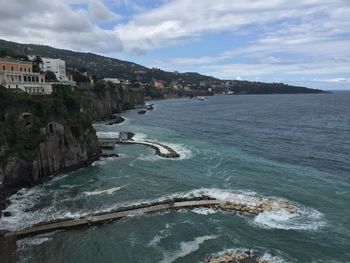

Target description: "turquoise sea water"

left=1, top=93, right=350, bottom=262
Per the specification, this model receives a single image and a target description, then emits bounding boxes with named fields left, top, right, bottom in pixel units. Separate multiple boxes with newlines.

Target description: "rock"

left=105, top=116, right=125, bottom=125
left=126, top=132, right=135, bottom=140
left=138, top=110, right=147, bottom=115
left=100, top=153, right=119, bottom=158
left=145, top=104, right=154, bottom=110
left=3, top=211, right=12, bottom=217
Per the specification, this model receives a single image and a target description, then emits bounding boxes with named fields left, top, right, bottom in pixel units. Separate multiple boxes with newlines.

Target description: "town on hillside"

left=0, top=47, right=323, bottom=98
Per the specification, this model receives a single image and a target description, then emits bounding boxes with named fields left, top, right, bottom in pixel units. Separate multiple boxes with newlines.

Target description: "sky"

left=0, top=0, right=349, bottom=90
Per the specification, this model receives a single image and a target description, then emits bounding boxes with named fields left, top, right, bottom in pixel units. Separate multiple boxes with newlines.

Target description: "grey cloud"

left=88, top=0, right=121, bottom=23
left=0, top=0, right=123, bottom=53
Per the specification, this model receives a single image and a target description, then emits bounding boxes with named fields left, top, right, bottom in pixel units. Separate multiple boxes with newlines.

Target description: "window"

left=2, top=65, right=5, bottom=71
left=19, top=76, right=22, bottom=82
left=20, top=67, right=22, bottom=72
left=24, top=68, right=27, bottom=72
left=11, top=66, right=14, bottom=71
left=28, top=68, right=31, bottom=73
left=32, top=76, right=35, bottom=82
left=24, top=76, right=27, bottom=82
left=28, top=76, right=31, bottom=82
left=16, top=85, right=18, bottom=89
left=35, top=76, right=39, bottom=82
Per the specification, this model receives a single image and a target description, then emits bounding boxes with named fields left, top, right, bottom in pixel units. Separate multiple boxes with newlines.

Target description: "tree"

left=0, top=48, right=14, bottom=58
left=45, top=71, right=57, bottom=82
left=33, top=56, right=43, bottom=73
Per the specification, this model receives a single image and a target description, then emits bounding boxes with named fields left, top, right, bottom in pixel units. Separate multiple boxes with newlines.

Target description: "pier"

left=2, top=194, right=296, bottom=240
left=98, top=137, right=180, bottom=158
left=0, top=194, right=296, bottom=262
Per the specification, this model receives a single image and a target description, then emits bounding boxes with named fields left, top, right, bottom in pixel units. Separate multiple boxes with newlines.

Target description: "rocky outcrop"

left=0, top=86, right=101, bottom=211
left=209, top=252, right=272, bottom=263
left=79, top=81, right=144, bottom=122
left=0, top=121, right=100, bottom=190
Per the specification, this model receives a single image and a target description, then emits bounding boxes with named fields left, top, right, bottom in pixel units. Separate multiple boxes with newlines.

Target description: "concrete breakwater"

left=2, top=194, right=296, bottom=239
left=0, top=194, right=297, bottom=263
left=98, top=137, right=180, bottom=158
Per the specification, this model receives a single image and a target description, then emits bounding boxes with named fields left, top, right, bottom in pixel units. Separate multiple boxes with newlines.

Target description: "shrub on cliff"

left=0, top=85, right=93, bottom=160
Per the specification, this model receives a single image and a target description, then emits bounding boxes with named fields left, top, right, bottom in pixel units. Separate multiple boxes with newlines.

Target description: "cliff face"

left=79, top=81, right=144, bottom=122
left=0, top=86, right=100, bottom=190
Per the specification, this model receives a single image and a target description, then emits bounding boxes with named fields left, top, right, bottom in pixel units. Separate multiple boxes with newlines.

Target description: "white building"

left=103, top=78, right=121, bottom=84
left=41, top=58, right=68, bottom=81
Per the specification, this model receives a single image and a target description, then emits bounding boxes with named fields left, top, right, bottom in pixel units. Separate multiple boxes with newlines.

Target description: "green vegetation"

left=32, top=56, right=43, bottom=73
left=0, top=85, right=93, bottom=160
left=0, top=39, right=216, bottom=85
left=45, top=70, right=57, bottom=82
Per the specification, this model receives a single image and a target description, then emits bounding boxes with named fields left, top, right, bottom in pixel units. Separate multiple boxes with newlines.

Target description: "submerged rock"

left=138, top=110, right=147, bottom=115
left=105, top=116, right=125, bottom=125
left=100, top=153, right=119, bottom=158
left=3, top=211, right=12, bottom=217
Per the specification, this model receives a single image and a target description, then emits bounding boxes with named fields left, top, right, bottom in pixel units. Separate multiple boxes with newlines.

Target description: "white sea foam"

left=92, top=156, right=118, bottom=167
left=161, top=141, right=193, bottom=160
left=133, top=132, right=148, bottom=141
left=0, top=187, right=89, bottom=231
left=159, top=188, right=325, bottom=231
left=253, top=205, right=325, bottom=230
left=159, top=235, right=218, bottom=263
left=191, top=208, right=217, bottom=215
left=82, top=186, right=126, bottom=196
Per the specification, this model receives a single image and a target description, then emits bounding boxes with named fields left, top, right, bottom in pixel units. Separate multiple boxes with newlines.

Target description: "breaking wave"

left=253, top=205, right=325, bottom=230
left=159, top=235, right=218, bottom=263
left=82, top=185, right=126, bottom=196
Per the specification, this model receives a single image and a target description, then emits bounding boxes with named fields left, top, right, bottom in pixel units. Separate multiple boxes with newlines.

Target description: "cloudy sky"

left=0, top=0, right=349, bottom=90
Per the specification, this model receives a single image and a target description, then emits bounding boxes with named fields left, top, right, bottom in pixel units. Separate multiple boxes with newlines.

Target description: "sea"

left=1, top=92, right=350, bottom=262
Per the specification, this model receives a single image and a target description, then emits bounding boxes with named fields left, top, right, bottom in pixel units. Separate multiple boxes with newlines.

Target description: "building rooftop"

left=0, top=58, right=32, bottom=64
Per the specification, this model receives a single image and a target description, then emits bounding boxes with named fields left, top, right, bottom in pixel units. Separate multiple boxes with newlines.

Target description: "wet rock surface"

left=105, top=116, right=125, bottom=125
left=138, top=110, right=147, bottom=115
left=209, top=252, right=272, bottom=263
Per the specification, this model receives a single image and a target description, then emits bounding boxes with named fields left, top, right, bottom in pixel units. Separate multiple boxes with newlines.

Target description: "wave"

left=191, top=208, right=217, bottom=215
left=0, top=187, right=324, bottom=232
left=252, top=205, right=325, bottom=230
left=92, top=156, right=118, bottom=167
left=159, top=235, right=218, bottom=263
left=132, top=132, right=148, bottom=141
left=164, top=142, right=194, bottom=160
left=82, top=186, right=126, bottom=196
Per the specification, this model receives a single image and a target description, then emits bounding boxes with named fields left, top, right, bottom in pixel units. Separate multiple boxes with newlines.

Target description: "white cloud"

left=88, top=0, right=121, bottom=23
left=0, top=0, right=123, bottom=53
left=313, top=78, right=350, bottom=83
left=131, top=0, right=350, bottom=80
left=115, top=0, right=350, bottom=53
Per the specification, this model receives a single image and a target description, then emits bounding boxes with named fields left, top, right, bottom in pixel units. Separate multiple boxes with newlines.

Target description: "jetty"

left=1, top=194, right=296, bottom=240
left=98, top=136, right=180, bottom=158
left=0, top=194, right=296, bottom=262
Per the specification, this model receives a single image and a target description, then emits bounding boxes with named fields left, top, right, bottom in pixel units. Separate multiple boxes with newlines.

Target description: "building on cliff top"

left=0, top=58, right=52, bottom=95
left=40, top=58, right=68, bottom=81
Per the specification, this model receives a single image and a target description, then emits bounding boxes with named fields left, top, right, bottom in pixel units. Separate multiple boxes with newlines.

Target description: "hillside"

left=0, top=39, right=216, bottom=84
left=0, top=39, right=324, bottom=94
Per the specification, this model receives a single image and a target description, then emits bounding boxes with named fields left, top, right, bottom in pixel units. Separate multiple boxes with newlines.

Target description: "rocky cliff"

left=0, top=86, right=100, bottom=194
left=79, top=81, right=144, bottom=122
